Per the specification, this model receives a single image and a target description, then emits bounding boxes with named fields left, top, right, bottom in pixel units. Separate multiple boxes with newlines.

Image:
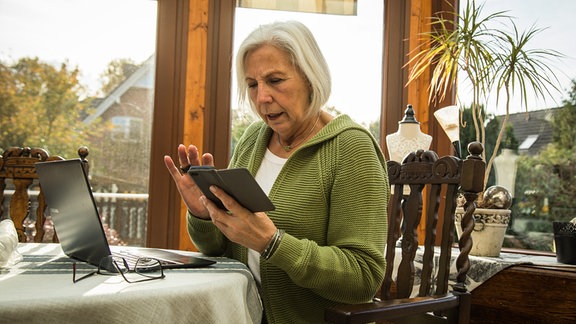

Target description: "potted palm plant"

left=406, top=0, right=564, bottom=256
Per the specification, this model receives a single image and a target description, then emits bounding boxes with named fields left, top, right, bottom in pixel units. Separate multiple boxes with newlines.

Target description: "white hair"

left=235, top=21, right=331, bottom=119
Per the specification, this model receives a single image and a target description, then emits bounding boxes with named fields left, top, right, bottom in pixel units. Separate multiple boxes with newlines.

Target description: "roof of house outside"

left=502, top=107, right=562, bottom=155
left=83, top=55, right=155, bottom=124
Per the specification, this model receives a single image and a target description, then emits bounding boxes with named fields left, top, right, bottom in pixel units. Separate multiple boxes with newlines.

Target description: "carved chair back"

left=325, top=142, right=485, bottom=324
left=385, top=142, right=483, bottom=295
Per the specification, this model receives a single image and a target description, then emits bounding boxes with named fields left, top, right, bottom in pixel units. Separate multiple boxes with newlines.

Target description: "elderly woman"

left=164, top=21, right=389, bottom=323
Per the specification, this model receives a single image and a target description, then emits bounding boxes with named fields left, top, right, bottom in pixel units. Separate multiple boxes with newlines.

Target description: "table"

left=394, top=245, right=576, bottom=295
left=392, top=245, right=576, bottom=322
left=470, top=263, right=576, bottom=323
left=454, top=248, right=575, bottom=291
left=0, top=243, right=263, bottom=324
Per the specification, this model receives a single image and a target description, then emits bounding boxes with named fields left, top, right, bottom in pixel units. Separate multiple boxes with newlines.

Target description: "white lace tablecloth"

left=0, top=243, right=262, bottom=324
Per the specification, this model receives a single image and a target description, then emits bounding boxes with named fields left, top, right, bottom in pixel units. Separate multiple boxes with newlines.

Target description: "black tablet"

left=187, top=166, right=275, bottom=212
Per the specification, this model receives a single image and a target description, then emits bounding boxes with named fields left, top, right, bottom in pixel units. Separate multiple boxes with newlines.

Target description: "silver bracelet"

left=261, top=229, right=285, bottom=260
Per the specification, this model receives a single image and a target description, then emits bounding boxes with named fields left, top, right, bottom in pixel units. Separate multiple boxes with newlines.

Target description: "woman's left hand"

left=200, top=185, right=277, bottom=253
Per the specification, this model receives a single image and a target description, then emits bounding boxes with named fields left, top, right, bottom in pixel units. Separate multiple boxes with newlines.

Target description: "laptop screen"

left=35, top=159, right=112, bottom=266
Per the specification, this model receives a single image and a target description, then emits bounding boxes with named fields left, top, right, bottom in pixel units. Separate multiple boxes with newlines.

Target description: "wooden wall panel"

left=177, top=0, right=209, bottom=251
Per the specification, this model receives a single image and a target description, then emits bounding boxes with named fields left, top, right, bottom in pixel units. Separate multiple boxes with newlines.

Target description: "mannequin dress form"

left=386, top=105, right=432, bottom=163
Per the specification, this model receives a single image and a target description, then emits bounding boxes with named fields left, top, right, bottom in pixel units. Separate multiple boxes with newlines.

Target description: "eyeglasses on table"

left=72, top=256, right=165, bottom=284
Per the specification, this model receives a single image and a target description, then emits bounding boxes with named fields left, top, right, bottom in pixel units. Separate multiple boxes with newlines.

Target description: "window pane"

left=458, top=0, right=576, bottom=253
left=231, top=0, right=383, bottom=151
left=0, top=0, right=157, bottom=246
left=237, top=0, right=357, bottom=15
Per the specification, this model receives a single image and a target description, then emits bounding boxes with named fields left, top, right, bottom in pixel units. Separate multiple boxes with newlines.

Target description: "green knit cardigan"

left=188, top=115, right=389, bottom=323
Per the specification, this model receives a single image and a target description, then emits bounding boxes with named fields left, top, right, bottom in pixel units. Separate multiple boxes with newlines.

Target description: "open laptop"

left=35, top=159, right=215, bottom=270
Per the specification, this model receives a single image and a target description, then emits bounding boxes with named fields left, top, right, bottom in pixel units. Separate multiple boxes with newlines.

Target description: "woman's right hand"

left=164, top=144, right=214, bottom=219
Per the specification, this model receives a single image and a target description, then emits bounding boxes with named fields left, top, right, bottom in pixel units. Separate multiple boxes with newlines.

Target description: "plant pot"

left=553, top=221, right=576, bottom=265
left=455, top=207, right=511, bottom=257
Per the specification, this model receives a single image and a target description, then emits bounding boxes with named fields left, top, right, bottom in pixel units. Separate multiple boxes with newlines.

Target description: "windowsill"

left=500, top=247, right=556, bottom=258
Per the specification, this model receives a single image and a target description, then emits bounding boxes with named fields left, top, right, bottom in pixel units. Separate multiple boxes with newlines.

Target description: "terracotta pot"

left=455, top=207, right=511, bottom=257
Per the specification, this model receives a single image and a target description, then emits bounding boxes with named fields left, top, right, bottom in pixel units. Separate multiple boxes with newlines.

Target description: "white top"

left=248, top=149, right=287, bottom=284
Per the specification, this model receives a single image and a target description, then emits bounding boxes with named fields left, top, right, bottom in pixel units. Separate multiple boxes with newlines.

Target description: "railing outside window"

left=93, top=192, right=148, bottom=246
left=2, top=190, right=148, bottom=247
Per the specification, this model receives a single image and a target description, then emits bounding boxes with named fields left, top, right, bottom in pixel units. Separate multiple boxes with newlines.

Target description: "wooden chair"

left=325, top=142, right=485, bottom=324
left=0, top=146, right=89, bottom=243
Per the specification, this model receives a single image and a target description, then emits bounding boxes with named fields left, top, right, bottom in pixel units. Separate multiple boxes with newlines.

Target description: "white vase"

left=455, top=207, right=511, bottom=257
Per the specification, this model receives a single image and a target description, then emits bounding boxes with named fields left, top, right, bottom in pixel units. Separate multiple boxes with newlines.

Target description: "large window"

left=459, top=0, right=576, bottom=253
left=5, top=0, right=573, bottom=255
left=0, top=0, right=157, bottom=246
